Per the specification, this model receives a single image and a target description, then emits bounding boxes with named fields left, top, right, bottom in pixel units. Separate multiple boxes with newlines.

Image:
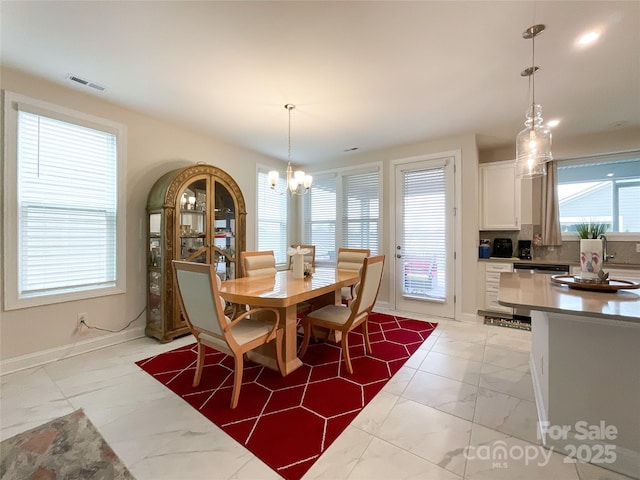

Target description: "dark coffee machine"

left=518, top=240, right=532, bottom=260
left=492, top=238, right=513, bottom=258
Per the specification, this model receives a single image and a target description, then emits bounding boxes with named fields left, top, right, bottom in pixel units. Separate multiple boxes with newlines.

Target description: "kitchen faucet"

left=598, top=234, right=614, bottom=262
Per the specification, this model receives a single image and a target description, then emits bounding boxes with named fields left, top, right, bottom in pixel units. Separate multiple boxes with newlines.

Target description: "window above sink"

left=557, top=150, right=640, bottom=241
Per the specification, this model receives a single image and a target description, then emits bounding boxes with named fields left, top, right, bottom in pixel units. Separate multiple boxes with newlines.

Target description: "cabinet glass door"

left=213, top=181, right=236, bottom=280
left=148, top=212, right=162, bottom=331
left=178, top=178, right=207, bottom=263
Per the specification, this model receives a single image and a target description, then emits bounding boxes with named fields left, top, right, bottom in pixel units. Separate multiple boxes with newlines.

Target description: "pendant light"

left=515, top=24, right=552, bottom=178
left=268, top=104, right=312, bottom=195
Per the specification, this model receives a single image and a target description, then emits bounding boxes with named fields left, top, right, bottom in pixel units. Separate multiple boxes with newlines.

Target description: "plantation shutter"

left=17, top=109, right=118, bottom=296
left=257, top=170, right=289, bottom=265
left=341, top=168, right=379, bottom=254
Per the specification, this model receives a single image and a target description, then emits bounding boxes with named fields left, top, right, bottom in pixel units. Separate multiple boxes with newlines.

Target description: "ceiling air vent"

left=67, top=74, right=106, bottom=92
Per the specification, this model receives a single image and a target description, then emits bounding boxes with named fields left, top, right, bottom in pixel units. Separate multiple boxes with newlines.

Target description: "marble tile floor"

left=0, top=313, right=632, bottom=480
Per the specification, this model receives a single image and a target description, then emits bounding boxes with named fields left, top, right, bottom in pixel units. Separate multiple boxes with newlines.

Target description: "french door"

left=394, top=157, right=455, bottom=318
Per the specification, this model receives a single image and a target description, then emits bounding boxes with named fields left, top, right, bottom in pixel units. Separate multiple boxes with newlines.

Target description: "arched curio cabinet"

left=146, top=164, right=246, bottom=342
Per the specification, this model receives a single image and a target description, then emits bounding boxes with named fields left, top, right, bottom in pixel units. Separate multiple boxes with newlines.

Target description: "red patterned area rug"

left=136, top=312, right=437, bottom=480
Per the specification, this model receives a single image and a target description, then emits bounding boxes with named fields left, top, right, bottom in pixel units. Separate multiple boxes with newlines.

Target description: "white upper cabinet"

left=479, top=160, right=521, bottom=230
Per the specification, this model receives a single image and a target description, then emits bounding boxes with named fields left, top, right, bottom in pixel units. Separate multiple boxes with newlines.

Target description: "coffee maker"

left=518, top=240, right=532, bottom=260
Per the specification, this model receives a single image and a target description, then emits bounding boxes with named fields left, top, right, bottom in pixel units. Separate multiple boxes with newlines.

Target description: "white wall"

left=0, top=67, right=286, bottom=363
left=1, top=67, right=483, bottom=368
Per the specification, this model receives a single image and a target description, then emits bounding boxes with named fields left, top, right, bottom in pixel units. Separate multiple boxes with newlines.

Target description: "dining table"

left=219, top=267, right=360, bottom=375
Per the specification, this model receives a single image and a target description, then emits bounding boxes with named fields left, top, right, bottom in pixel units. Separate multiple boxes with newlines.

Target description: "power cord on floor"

left=80, top=307, right=146, bottom=333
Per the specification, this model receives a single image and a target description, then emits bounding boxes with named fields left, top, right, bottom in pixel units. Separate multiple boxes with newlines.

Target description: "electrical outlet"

left=77, top=312, right=87, bottom=328
left=636, top=243, right=640, bottom=253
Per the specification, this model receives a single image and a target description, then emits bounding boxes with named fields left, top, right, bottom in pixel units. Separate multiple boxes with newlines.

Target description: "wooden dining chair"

left=337, top=247, right=370, bottom=306
left=172, top=260, right=284, bottom=408
left=299, top=254, right=385, bottom=374
left=240, top=250, right=277, bottom=277
left=288, top=244, right=316, bottom=269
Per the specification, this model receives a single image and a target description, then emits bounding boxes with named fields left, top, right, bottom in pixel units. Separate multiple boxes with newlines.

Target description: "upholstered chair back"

left=350, top=255, right=385, bottom=320
left=337, top=248, right=370, bottom=270
left=241, top=250, right=277, bottom=277
left=173, top=262, right=231, bottom=354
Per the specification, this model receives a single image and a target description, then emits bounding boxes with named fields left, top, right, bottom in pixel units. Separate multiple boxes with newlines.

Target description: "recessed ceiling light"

left=547, top=119, right=560, bottom=128
left=607, top=173, right=614, bottom=177
left=577, top=31, right=600, bottom=46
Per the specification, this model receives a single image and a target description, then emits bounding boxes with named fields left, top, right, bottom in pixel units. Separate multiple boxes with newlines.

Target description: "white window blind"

left=18, top=111, right=118, bottom=295
left=304, top=165, right=381, bottom=264
left=304, top=174, right=337, bottom=264
left=342, top=169, right=379, bottom=254
left=257, top=169, right=289, bottom=264
left=4, top=91, right=126, bottom=309
left=402, top=165, right=446, bottom=300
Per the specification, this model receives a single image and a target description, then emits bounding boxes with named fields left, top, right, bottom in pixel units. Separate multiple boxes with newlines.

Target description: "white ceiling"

left=1, top=1, right=638, bottom=165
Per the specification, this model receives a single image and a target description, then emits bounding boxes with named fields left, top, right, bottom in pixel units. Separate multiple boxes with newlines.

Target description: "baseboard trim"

left=0, top=326, right=145, bottom=376
left=375, top=301, right=478, bottom=325
left=456, top=312, right=479, bottom=324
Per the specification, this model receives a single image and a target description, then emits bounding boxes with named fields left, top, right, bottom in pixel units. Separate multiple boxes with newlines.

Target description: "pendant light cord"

left=288, top=106, right=292, bottom=163
left=531, top=31, right=536, bottom=107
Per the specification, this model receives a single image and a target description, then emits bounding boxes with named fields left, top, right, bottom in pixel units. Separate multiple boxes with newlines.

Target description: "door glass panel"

left=401, top=165, right=446, bottom=301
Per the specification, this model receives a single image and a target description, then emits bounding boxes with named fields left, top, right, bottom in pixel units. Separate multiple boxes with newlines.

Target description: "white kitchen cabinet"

left=480, top=262, right=514, bottom=316
left=479, top=160, right=521, bottom=230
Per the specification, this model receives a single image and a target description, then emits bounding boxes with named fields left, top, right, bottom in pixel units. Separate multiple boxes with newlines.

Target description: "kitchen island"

left=498, top=272, right=640, bottom=479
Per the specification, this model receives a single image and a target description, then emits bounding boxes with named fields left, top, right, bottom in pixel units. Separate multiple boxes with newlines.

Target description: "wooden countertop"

left=497, top=271, right=640, bottom=324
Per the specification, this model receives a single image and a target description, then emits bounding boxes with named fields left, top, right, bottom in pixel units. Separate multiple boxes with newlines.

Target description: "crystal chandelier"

left=268, top=104, right=312, bottom=195
left=515, top=24, right=552, bottom=178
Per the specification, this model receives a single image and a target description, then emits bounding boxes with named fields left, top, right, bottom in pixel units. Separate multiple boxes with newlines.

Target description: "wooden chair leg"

left=341, top=331, right=353, bottom=374
left=363, top=319, right=372, bottom=354
left=275, top=329, right=285, bottom=377
left=299, top=319, right=312, bottom=357
left=230, top=354, right=244, bottom=409
left=193, top=341, right=205, bottom=387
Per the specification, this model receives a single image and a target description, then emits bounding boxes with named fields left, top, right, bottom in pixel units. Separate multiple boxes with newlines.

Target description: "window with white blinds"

left=304, top=174, right=337, bottom=264
left=342, top=169, right=380, bottom=254
left=257, top=169, right=289, bottom=265
left=3, top=92, right=126, bottom=309
left=304, top=165, right=380, bottom=265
